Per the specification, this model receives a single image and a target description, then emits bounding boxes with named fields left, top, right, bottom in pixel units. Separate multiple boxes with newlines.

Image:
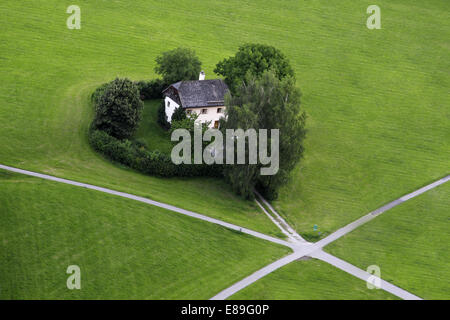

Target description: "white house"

left=162, top=71, right=229, bottom=128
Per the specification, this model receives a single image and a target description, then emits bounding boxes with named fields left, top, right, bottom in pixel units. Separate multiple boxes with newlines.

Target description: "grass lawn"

left=0, top=0, right=286, bottom=237
left=325, top=182, right=450, bottom=300
left=230, top=259, right=397, bottom=300
left=0, top=0, right=449, bottom=299
left=270, top=0, right=450, bottom=239
left=0, top=170, right=290, bottom=299
left=0, top=1, right=448, bottom=239
left=134, top=100, right=173, bottom=155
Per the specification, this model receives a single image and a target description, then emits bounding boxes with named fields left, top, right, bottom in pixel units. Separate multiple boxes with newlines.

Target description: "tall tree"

left=171, top=106, right=187, bottom=122
left=94, top=78, right=144, bottom=140
left=214, top=43, right=295, bottom=93
left=221, top=71, right=306, bottom=200
left=155, top=47, right=202, bottom=85
left=220, top=103, right=260, bottom=199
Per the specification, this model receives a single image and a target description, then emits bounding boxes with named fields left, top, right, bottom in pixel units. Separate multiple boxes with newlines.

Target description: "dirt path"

left=213, top=174, right=449, bottom=300
left=0, top=164, right=297, bottom=250
left=2, top=163, right=448, bottom=300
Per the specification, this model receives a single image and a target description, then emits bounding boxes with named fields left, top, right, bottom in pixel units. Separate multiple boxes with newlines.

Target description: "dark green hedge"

left=134, top=79, right=167, bottom=100
left=89, top=128, right=222, bottom=178
left=90, top=79, right=222, bottom=179
left=93, top=79, right=166, bottom=102
left=157, top=100, right=170, bottom=130
left=135, top=79, right=170, bottom=130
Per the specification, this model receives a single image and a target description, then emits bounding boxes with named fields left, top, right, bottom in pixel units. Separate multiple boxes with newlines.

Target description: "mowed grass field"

left=0, top=1, right=448, bottom=238
left=134, top=100, right=173, bottom=155
left=230, top=259, right=397, bottom=300
left=0, top=170, right=290, bottom=299
left=0, top=0, right=449, bottom=300
left=270, top=1, right=450, bottom=238
left=0, top=0, right=284, bottom=237
left=325, top=182, right=450, bottom=300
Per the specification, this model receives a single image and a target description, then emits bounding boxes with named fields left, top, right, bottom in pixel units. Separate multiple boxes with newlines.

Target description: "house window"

left=217, top=108, right=222, bottom=113
left=201, top=109, right=208, bottom=114
left=167, top=100, right=170, bottom=108
left=186, top=110, right=192, bottom=114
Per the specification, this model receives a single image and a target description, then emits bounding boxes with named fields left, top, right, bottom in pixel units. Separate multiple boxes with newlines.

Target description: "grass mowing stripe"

left=229, top=259, right=398, bottom=300
left=325, top=182, right=450, bottom=300
left=0, top=170, right=290, bottom=299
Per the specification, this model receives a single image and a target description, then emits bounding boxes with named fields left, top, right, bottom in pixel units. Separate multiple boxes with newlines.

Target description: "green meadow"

left=325, top=182, right=450, bottom=300
left=1, top=1, right=448, bottom=236
left=271, top=0, right=450, bottom=239
left=0, top=0, right=448, bottom=299
left=0, top=170, right=289, bottom=299
left=134, top=100, right=173, bottom=155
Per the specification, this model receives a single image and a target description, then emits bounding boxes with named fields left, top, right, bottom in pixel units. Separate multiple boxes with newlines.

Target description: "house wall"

left=164, top=96, right=180, bottom=122
left=186, top=106, right=226, bottom=128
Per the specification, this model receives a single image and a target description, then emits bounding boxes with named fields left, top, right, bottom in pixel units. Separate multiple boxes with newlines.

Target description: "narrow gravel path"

left=314, top=174, right=450, bottom=249
left=2, top=163, right=447, bottom=300
left=214, top=174, right=449, bottom=300
left=255, top=198, right=301, bottom=244
left=210, top=250, right=307, bottom=300
left=0, top=164, right=296, bottom=250
left=255, top=190, right=309, bottom=243
left=310, top=250, right=422, bottom=300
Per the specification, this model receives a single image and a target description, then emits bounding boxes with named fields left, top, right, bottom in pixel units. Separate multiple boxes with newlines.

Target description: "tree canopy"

left=94, top=78, right=144, bottom=140
left=171, top=106, right=187, bottom=122
left=214, top=43, right=295, bottom=93
left=155, top=47, right=202, bottom=85
left=220, top=71, right=306, bottom=200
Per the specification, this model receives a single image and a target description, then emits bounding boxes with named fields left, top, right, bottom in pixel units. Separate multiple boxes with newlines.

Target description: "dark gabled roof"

left=163, top=79, right=229, bottom=108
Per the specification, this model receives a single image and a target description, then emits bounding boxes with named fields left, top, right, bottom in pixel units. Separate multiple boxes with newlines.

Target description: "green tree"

left=221, top=71, right=306, bottom=200
left=171, top=106, right=187, bottom=122
left=94, top=78, right=144, bottom=140
left=170, top=113, right=211, bottom=159
left=170, top=112, right=210, bottom=139
left=220, top=104, right=260, bottom=199
left=214, top=43, right=295, bottom=93
left=157, top=100, right=170, bottom=130
left=155, top=48, right=202, bottom=85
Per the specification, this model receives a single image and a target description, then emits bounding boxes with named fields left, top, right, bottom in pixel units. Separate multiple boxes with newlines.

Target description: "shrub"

left=171, top=106, right=186, bottom=122
left=89, top=75, right=223, bottom=183
left=170, top=112, right=209, bottom=137
left=88, top=129, right=136, bottom=167
left=91, top=82, right=109, bottom=105
left=94, top=78, right=144, bottom=140
left=135, top=78, right=167, bottom=100
left=89, top=128, right=222, bottom=178
left=157, top=100, right=170, bottom=130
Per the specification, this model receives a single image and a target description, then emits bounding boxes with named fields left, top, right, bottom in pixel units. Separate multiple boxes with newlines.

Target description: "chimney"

left=199, top=70, right=205, bottom=81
